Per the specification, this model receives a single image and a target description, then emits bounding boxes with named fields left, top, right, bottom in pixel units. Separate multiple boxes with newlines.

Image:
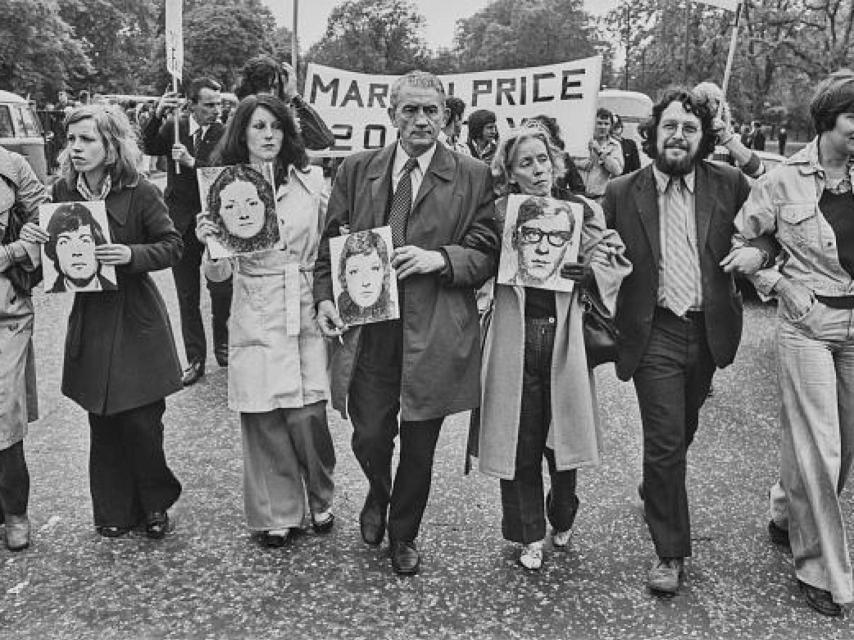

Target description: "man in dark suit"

left=142, top=77, right=231, bottom=386
left=603, top=88, right=770, bottom=595
left=314, top=70, right=498, bottom=576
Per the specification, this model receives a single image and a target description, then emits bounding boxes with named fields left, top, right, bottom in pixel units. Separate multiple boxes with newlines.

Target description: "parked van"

left=0, top=90, right=49, bottom=181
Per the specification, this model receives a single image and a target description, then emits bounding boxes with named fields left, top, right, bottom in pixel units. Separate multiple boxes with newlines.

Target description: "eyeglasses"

left=518, top=225, right=573, bottom=247
left=660, top=121, right=700, bottom=136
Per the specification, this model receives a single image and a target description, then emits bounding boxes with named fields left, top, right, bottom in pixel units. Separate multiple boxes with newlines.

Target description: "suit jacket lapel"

left=366, top=144, right=395, bottom=229
left=412, top=143, right=454, bottom=214
left=634, top=166, right=661, bottom=267
left=694, top=162, right=713, bottom=251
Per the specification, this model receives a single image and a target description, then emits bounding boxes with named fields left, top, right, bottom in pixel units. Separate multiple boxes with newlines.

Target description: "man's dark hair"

left=45, top=202, right=107, bottom=269
left=596, top=107, right=613, bottom=123
left=638, top=88, right=717, bottom=160
left=445, top=96, right=466, bottom=121
left=528, top=114, right=565, bottom=150
left=235, top=55, right=284, bottom=101
left=810, top=69, right=854, bottom=134
left=467, top=109, right=497, bottom=142
left=188, top=77, right=222, bottom=103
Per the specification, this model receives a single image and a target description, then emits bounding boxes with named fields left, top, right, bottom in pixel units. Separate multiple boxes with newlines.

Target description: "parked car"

left=0, top=90, right=49, bottom=182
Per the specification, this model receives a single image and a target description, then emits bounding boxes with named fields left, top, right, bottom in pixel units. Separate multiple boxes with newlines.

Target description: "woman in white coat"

left=474, top=125, right=631, bottom=570
left=198, top=94, right=335, bottom=547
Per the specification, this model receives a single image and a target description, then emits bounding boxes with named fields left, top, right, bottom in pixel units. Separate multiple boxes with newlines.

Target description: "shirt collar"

left=394, top=141, right=436, bottom=177
left=652, top=164, right=695, bottom=194
left=76, top=173, right=112, bottom=201
left=188, top=114, right=203, bottom=137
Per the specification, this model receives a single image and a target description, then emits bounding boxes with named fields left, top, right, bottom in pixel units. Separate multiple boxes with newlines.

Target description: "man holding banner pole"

left=314, top=70, right=498, bottom=576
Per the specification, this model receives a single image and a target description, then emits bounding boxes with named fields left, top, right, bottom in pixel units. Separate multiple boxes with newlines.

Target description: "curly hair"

left=212, top=94, right=308, bottom=186
left=491, top=125, right=565, bottom=197
left=207, top=164, right=279, bottom=254
left=638, top=88, right=717, bottom=161
left=235, top=55, right=284, bottom=101
left=60, top=104, right=141, bottom=191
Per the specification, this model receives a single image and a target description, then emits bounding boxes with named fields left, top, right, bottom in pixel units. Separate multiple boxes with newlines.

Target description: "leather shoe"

left=647, top=557, right=684, bottom=594
left=4, top=513, right=30, bottom=551
left=214, top=343, right=228, bottom=367
left=181, top=360, right=204, bottom=386
left=799, top=580, right=843, bottom=617
left=768, top=520, right=790, bottom=548
left=390, top=540, right=420, bottom=575
left=359, top=495, right=386, bottom=547
left=260, top=530, right=292, bottom=548
left=145, top=511, right=172, bottom=539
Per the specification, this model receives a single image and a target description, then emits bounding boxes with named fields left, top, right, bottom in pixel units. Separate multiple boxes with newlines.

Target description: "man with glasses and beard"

left=602, top=89, right=773, bottom=595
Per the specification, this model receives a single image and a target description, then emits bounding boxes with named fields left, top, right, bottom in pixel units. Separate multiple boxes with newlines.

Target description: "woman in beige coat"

left=199, top=95, right=335, bottom=548
left=474, top=125, right=631, bottom=570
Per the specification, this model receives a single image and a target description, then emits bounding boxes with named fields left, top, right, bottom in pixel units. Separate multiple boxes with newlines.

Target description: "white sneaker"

left=552, top=527, right=573, bottom=549
left=518, top=540, right=544, bottom=570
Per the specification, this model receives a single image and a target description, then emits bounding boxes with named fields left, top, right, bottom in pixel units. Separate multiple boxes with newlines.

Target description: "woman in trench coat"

left=473, top=124, right=631, bottom=570
left=23, top=104, right=183, bottom=539
left=198, top=94, right=335, bottom=548
left=0, top=146, right=47, bottom=551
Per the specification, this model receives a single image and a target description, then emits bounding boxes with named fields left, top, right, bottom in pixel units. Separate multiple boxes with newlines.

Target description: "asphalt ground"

left=2, top=267, right=853, bottom=639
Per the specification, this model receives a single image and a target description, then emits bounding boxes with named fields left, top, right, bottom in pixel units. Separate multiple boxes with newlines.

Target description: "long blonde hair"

left=59, top=104, right=141, bottom=191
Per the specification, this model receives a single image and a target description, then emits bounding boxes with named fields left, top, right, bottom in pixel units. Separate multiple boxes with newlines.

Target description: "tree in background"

left=59, top=0, right=159, bottom=96
left=606, top=0, right=854, bottom=138
left=0, top=0, right=90, bottom=102
left=453, top=0, right=606, bottom=72
left=308, top=0, right=429, bottom=74
left=183, top=0, right=277, bottom=90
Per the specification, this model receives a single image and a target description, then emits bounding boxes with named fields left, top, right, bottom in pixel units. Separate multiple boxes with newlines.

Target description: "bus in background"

left=598, top=88, right=653, bottom=166
left=0, top=90, right=49, bottom=182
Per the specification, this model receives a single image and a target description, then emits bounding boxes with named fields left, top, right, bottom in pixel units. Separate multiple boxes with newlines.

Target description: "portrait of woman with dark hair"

left=201, top=164, right=279, bottom=257
left=41, top=201, right=117, bottom=293
left=332, top=228, right=398, bottom=325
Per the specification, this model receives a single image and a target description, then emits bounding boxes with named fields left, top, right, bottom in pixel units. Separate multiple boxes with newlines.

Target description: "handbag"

left=1, top=174, right=43, bottom=297
left=581, top=286, right=618, bottom=368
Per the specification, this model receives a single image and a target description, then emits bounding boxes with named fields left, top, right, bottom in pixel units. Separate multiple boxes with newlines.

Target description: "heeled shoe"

left=260, top=529, right=292, bottom=548
left=97, top=525, right=131, bottom=538
left=312, top=511, right=335, bottom=534
left=145, top=512, right=172, bottom=539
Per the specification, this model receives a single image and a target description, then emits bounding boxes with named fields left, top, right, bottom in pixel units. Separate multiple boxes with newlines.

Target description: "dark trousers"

left=172, top=222, right=232, bottom=365
left=501, top=318, right=579, bottom=544
left=632, top=307, right=716, bottom=558
left=88, top=399, right=182, bottom=528
left=348, top=321, right=444, bottom=543
left=0, top=441, right=29, bottom=521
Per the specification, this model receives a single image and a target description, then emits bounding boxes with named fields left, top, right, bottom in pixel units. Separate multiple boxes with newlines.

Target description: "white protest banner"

left=165, top=0, right=184, bottom=79
left=304, top=56, right=602, bottom=158
left=695, top=0, right=740, bottom=10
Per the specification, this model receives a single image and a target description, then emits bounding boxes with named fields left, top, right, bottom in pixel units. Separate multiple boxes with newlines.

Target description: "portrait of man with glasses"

left=499, top=195, right=581, bottom=290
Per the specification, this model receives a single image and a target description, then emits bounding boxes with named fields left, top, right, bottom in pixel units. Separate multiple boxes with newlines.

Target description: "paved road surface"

left=2, top=246, right=852, bottom=638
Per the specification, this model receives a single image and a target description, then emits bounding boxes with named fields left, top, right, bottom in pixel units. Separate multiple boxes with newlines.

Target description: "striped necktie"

left=388, top=157, right=419, bottom=247
left=664, top=177, right=698, bottom=317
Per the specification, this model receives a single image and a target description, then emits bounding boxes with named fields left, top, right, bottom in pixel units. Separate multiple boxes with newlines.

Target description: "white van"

left=0, top=90, right=49, bottom=181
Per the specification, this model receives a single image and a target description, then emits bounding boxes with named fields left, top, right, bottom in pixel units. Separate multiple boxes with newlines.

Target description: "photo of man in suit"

left=142, top=77, right=232, bottom=386
left=602, top=88, right=771, bottom=595
left=314, top=70, right=498, bottom=576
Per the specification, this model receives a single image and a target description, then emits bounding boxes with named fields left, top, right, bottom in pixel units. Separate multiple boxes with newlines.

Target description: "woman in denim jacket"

left=734, top=70, right=854, bottom=617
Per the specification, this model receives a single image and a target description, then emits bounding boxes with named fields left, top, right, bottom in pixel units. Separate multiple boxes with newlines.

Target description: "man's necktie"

left=193, top=129, right=203, bottom=156
left=388, top=157, right=419, bottom=247
left=664, top=178, right=698, bottom=317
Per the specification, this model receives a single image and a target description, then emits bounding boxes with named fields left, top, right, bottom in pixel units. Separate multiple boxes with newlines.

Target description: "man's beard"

left=655, top=144, right=697, bottom=176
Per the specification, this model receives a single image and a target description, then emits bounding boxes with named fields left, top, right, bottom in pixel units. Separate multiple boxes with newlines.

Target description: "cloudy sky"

left=263, top=0, right=620, bottom=50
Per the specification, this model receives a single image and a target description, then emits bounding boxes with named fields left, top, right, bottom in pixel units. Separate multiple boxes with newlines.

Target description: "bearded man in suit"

left=314, top=70, right=498, bottom=576
left=142, top=77, right=232, bottom=385
left=603, top=88, right=772, bottom=595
